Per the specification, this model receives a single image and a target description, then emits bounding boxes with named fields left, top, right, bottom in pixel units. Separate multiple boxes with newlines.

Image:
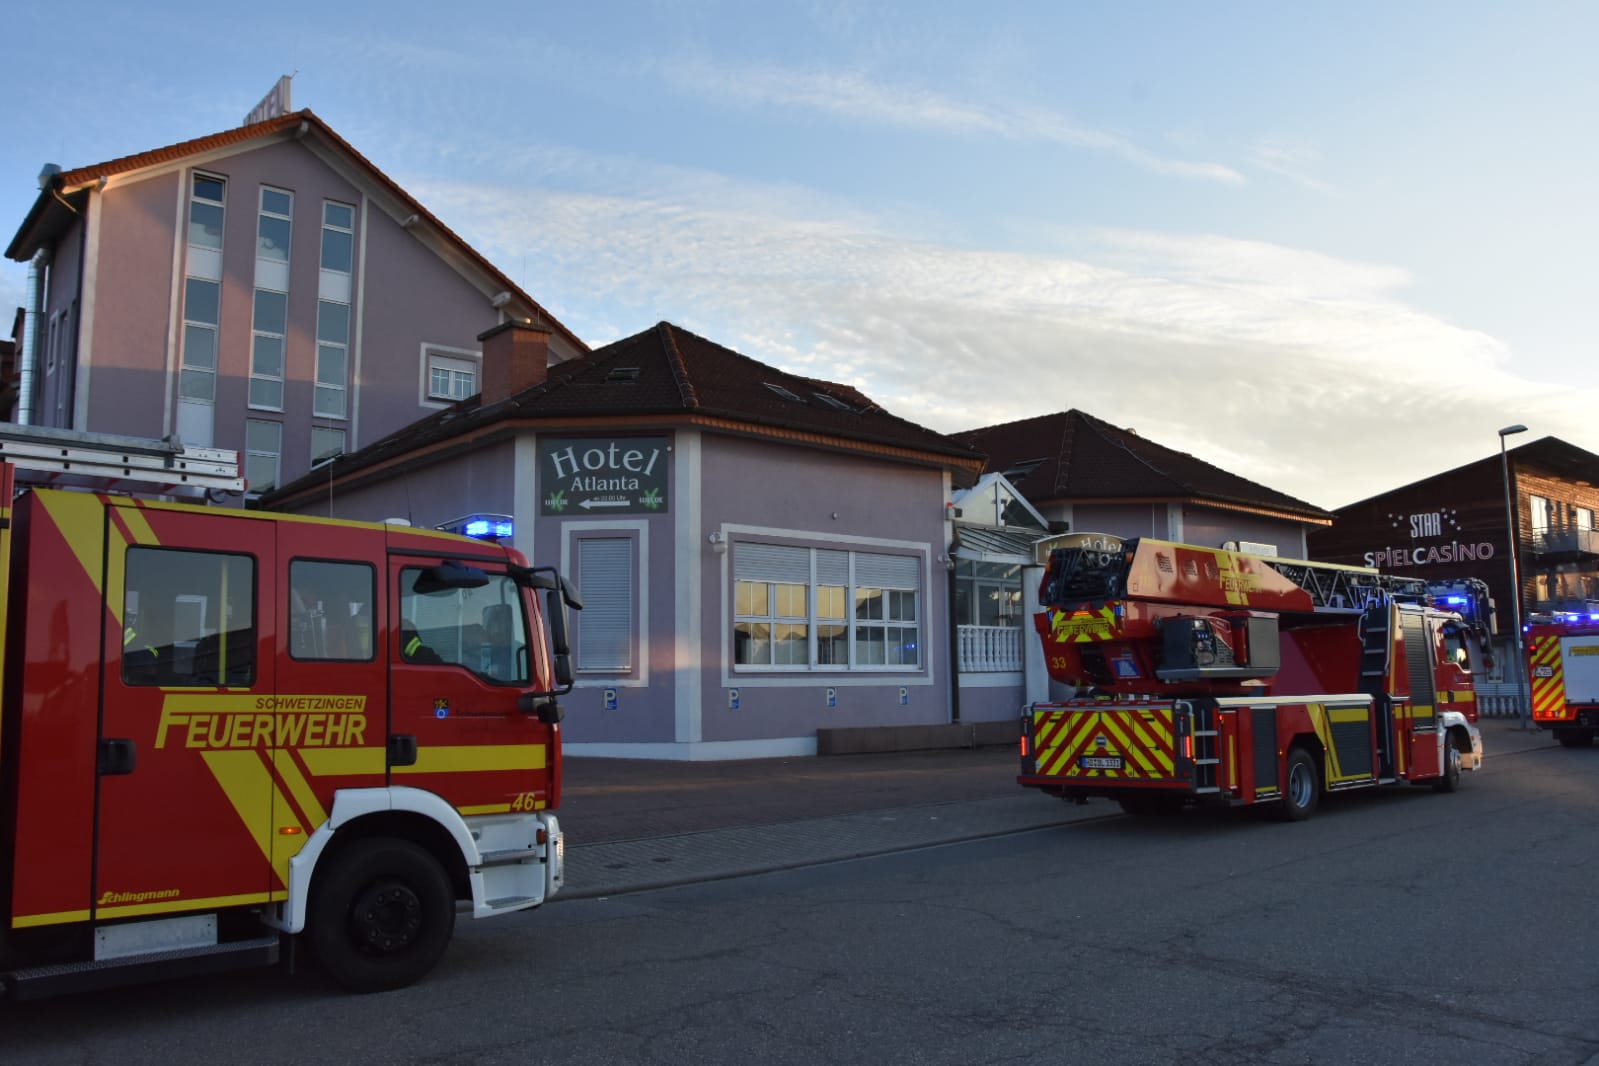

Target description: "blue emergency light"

left=438, top=514, right=514, bottom=541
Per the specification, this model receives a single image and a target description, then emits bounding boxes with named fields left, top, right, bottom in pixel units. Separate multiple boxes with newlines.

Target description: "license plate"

left=1533, top=665, right=1554, bottom=678
left=1079, top=755, right=1123, bottom=770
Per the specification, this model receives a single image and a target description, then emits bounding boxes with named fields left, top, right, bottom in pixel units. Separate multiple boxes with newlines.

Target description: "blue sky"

left=5, top=1, right=1596, bottom=510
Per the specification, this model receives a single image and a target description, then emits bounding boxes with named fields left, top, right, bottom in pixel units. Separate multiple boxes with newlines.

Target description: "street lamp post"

left=1499, top=424, right=1529, bottom=730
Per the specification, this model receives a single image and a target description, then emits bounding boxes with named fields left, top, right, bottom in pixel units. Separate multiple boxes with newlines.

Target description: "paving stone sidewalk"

left=556, top=718, right=1555, bottom=900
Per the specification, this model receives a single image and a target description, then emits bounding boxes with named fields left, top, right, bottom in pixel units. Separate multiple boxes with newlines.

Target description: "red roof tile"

left=270, top=322, right=983, bottom=504
left=953, top=410, right=1330, bottom=521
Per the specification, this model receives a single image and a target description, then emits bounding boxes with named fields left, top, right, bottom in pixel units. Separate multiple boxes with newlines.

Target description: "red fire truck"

left=1018, top=534, right=1494, bottom=820
left=0, top=425, right=578, bottom=999
left=1526, top=613, right=1599, bottom=747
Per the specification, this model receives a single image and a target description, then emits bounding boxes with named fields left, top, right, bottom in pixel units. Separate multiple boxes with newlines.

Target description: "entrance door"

left=96, top=506, right=277, bottom=920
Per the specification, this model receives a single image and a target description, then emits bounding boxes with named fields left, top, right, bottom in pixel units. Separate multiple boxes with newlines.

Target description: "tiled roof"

left=952, top=410, right=1330, bottom=521
left=6, top=110, right=586, bottom=355
left=269, top=322, right=984, bottom=504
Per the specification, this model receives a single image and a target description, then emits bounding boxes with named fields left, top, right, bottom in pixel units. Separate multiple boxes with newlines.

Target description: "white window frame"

left=248, top=287, right=287, bottom=411
left=314, top=299, right=349, bottom=420
left=560, top=520, right=650, bottom=689
left=419, top=344, right=481, bottom=408
left=257, top=186, right=293, bottom=263
left=732, top=543, right=922, bottom=673
left=179, top=277, right=219, bottom=404
left=320, top=201, right=354, bottom=274
left=575, top=537, right=635, bottom=673
left=186, top=172, right=226, bottom=252
left=244, top=419, right=282, bottom=495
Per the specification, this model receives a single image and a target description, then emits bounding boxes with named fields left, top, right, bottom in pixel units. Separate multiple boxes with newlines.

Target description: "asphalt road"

left=7, top=741, right=1598, bottom=1065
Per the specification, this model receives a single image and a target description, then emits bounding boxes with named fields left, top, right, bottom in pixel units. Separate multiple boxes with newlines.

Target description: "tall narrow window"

left=179, top=276, right=220, bottom=404
left=187, top=175, right=225, bottom=251
left=179, top=175, right=226, bottom=408
left=249, top=288, right=286, bottom=410
left=1530, top=495, right=1552, bottom=534
left=257, top=187, right=292, bottom=261
left=321, top=202, right=353, bottom=274
left=244, top=419, right=282, bottom=494
left=577, top=539, right=633, bottom=672
left=315, top=300, right=348, bottom=418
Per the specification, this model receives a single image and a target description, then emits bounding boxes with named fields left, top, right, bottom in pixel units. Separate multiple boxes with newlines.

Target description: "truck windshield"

left=400, top=567, right=529, bottom=683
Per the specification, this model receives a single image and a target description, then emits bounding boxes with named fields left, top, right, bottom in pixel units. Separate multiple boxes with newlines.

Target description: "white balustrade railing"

left=957, top=624, right=1023, bottom=673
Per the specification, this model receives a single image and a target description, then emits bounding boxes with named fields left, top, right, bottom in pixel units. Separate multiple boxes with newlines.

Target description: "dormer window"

left=606, top=367, right=641, bottom=383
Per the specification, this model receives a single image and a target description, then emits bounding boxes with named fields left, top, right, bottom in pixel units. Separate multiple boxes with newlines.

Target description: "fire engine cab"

left=1019, top=534, right=1493, bottom=820
left=1526, top=613, right=1599, bottom=747
left=0, top=424, right=579, bottom=999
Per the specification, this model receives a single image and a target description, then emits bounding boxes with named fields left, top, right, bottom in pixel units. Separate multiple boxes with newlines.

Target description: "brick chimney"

left=478, top=321, right=551, bottom=406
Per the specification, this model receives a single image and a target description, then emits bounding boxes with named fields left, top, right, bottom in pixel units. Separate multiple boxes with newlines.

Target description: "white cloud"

left=412, top=174, right=1595, bottom=511
left=1247, top=141, right=1334, bottom=193
left=661, top=61, right=1246, bottom=185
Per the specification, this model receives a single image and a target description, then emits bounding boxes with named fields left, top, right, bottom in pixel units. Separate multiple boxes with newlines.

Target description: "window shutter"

left=578, top=539, right=632, bottom=671
left=854, top=552, right=918, bottom=589
left=734, top=543, right=809, bottom=583
left=815, top=550, right=849, bottom=586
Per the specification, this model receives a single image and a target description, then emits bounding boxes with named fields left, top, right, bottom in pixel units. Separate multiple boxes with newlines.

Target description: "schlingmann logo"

left=99, top=888, right=181, bottom=905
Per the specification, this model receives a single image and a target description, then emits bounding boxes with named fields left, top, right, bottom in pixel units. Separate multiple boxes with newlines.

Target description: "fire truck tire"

left=1555, top=729, right=1595, bottom=748
left=309, top=837, right=457, bottom=993
left=1277, top=747, right=1320, bottom=822
left=1433, top=735, right=1463, bottom=793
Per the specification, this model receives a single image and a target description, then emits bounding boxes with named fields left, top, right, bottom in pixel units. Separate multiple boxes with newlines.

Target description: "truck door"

left=387, top=553, right=557, bottom=816
left=271, top=525, right=389, bottom=881
left=1399, top=611, right=1441, bottom=777
left=97, top=507, right=278, bottom=920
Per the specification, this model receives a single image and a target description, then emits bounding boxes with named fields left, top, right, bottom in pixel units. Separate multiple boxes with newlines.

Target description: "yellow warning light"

left=278, top=826, right=303, bottom=835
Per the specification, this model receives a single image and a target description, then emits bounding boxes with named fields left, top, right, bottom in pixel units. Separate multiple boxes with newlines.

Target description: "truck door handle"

left=98, top=738, right=137, bottom=776
left=388, top=734, right=418, bottom=767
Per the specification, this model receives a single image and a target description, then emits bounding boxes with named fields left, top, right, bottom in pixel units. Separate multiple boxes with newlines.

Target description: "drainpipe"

left=18, top=249, right=48, bottom=425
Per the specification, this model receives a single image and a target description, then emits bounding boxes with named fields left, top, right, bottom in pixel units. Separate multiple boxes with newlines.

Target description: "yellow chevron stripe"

left=201, top=749, right=280, bottom=871
left=35, top=491, right=117, bottom=624
left=274, top=750, right=328, bottom=828
left=115, top=501, right=161, bottom=546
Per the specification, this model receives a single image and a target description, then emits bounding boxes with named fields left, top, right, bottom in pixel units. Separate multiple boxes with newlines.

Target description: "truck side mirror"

left=546, top=589, right=575, bottom=690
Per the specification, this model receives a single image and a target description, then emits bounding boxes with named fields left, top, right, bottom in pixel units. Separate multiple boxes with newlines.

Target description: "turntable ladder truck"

left=1018, top=535, right=1494, bottom=820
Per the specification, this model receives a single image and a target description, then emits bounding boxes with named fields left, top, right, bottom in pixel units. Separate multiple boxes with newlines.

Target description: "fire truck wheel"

left=1555, top=729, right=1595, bottom=748
left=309, top=837, right=457, bottom=993
left=1433, top=736, right=1463, bottom=793
left=1277, top=747, right=1320, bottom=822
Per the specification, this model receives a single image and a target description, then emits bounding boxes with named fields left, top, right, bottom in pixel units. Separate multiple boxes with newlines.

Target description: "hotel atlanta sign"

left=538, top=436, right=670, bottom=516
